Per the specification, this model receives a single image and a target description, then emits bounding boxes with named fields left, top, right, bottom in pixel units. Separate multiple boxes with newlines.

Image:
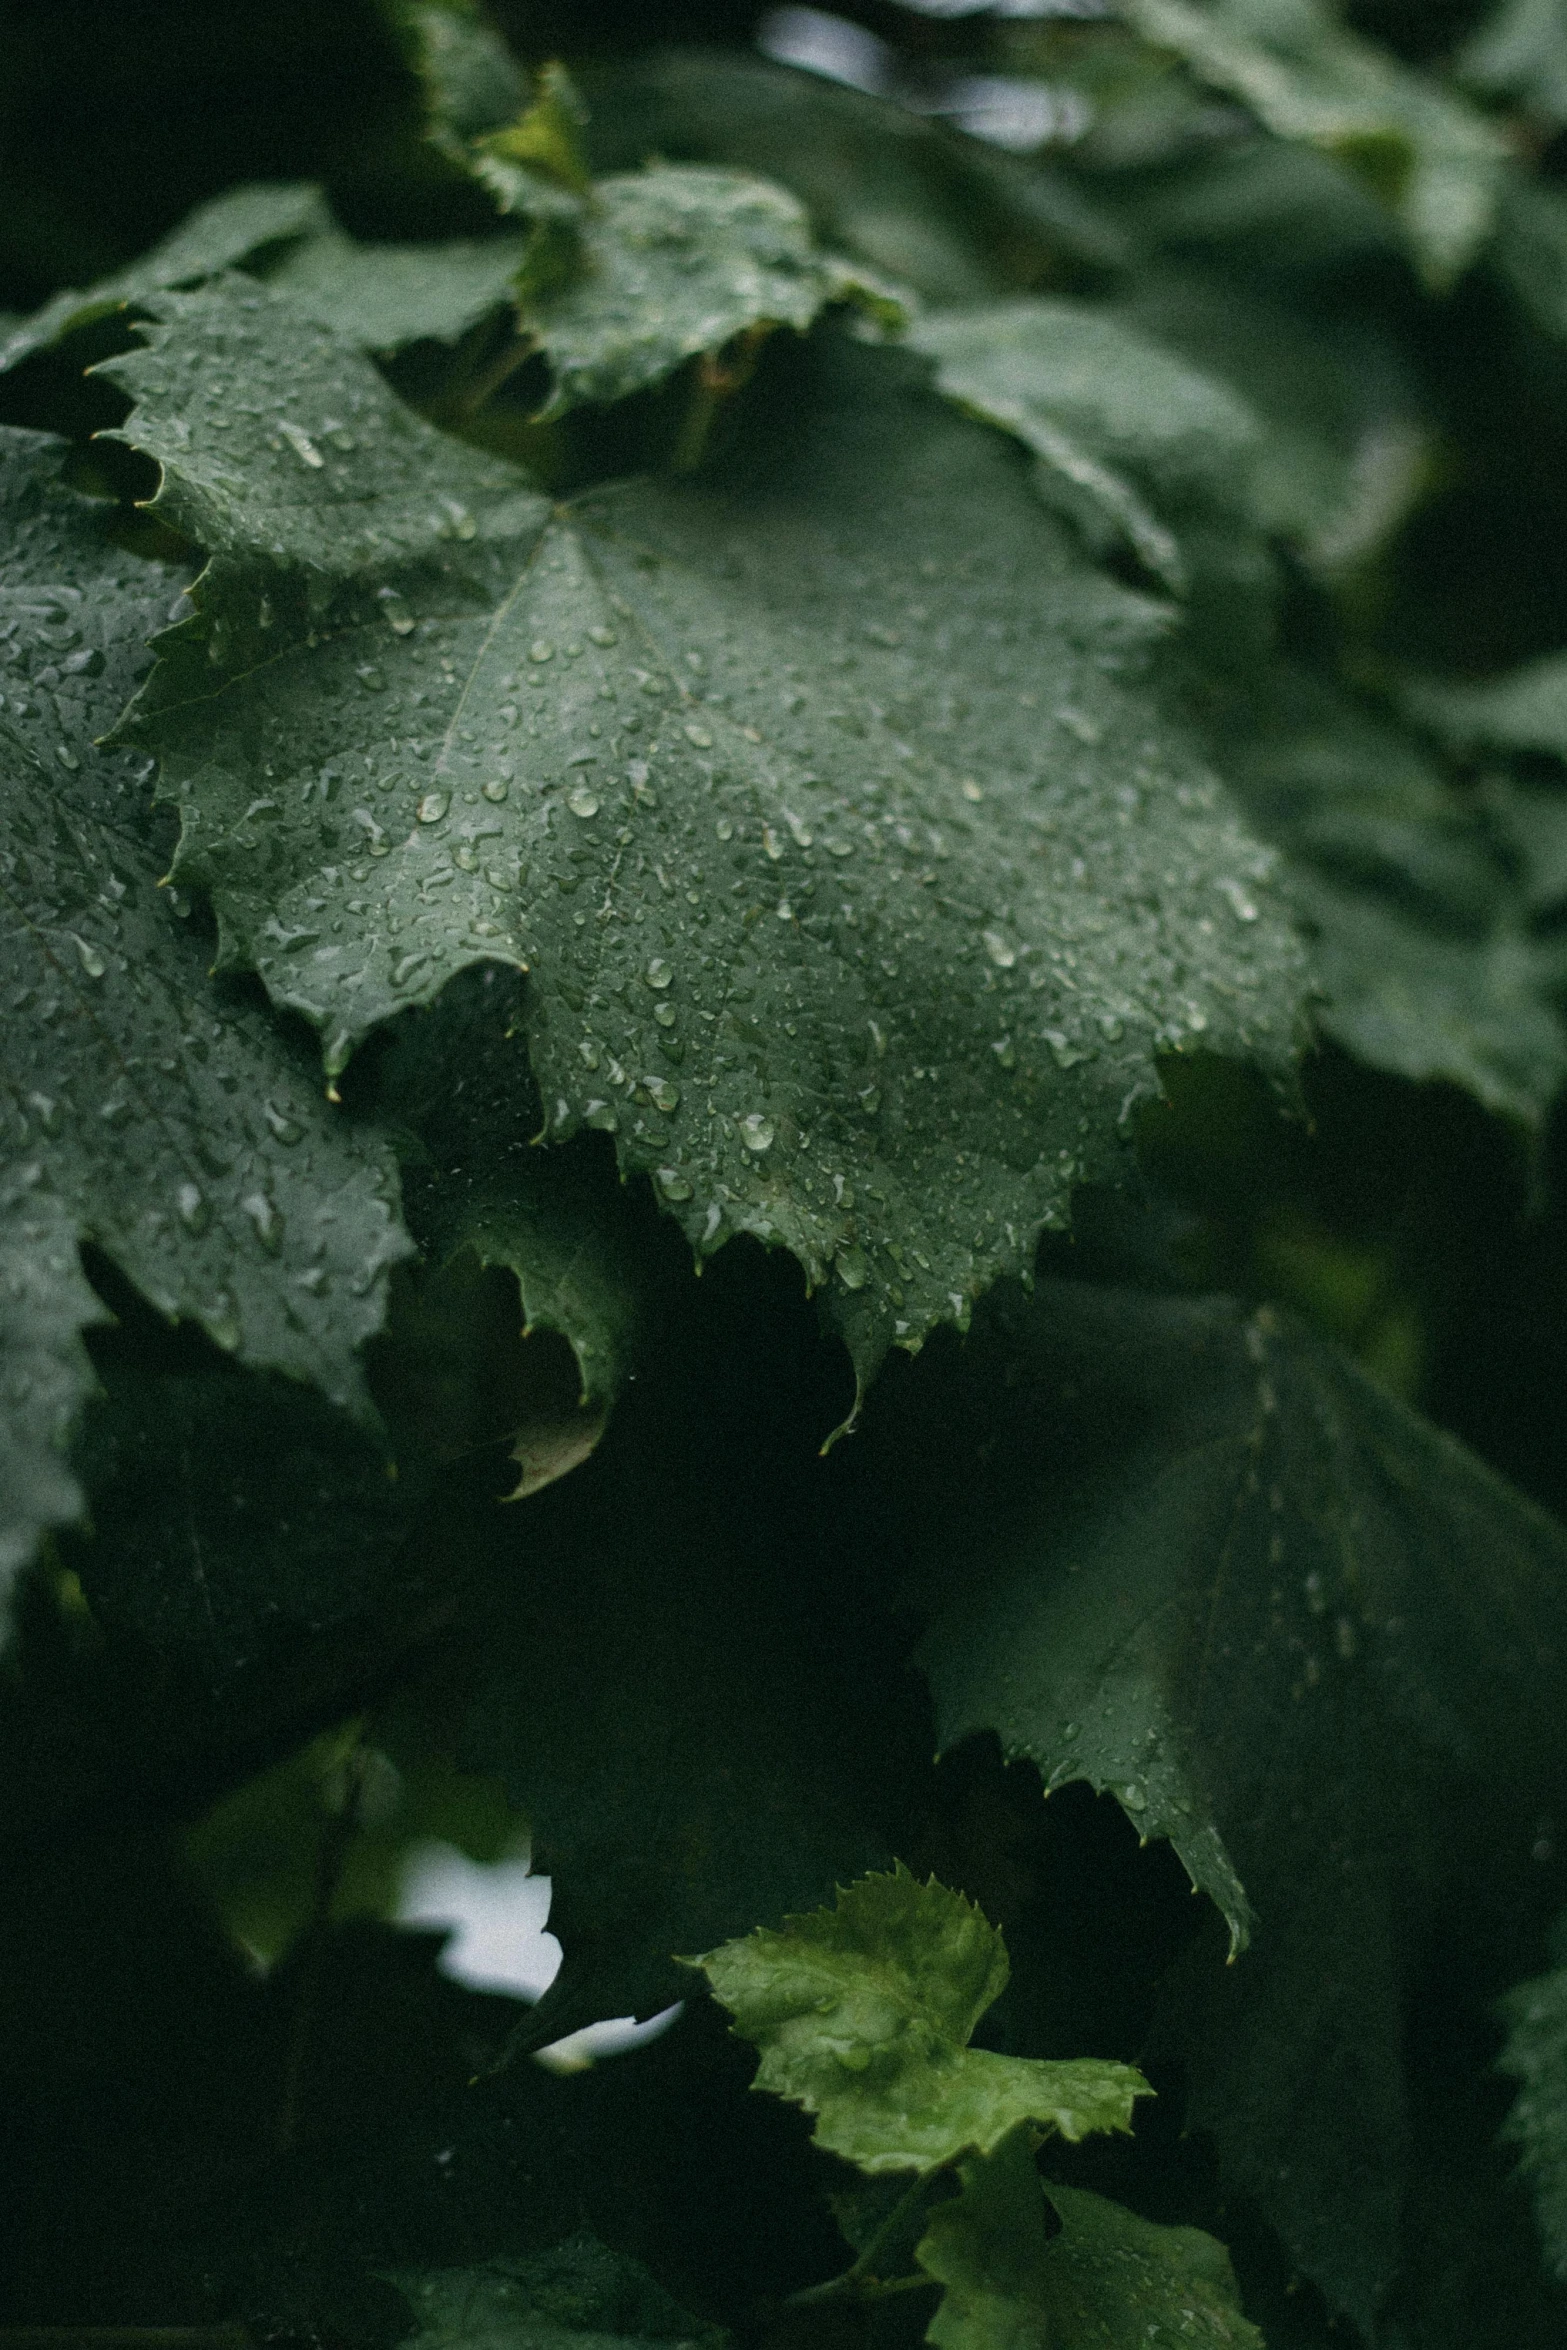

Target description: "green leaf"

left=898, top=1277, right=1567, bottom=2323
left=401, top=0, right=528, bottom=150
left=577, top=48, right=1134, bottom=304
left=1501, top=1928, right=1567, bottom=2282
left=1487, top=175, right=1567, bottom=345
left=1209, top=665, right=1567, bottom=1126
left=0, top=426, right=410, bottom=1604
left=917, top=2127, right=1055, bottom=2350
left=1402, top=648, right=1567, bottom=762
left=364, top=963, right=648, bottom=1422
left=391, top=2231, right=724, bottom=2350
left=264, top=225, right=530, bottom=351
left=916, top=2134, right=1262, bottom=2350
left=1123, top=0, right=1508, bottom=287
left=1460, top=0, right=1567, bottom=125
left=0, top=181, right=331, bottom=376
left=692, top=1867, right=1149, bottom=2174
left=105, top=280, right=1305, bottom=1388
left=908, top=297, right=1272, bottom=631
left=510, top=165, right=906, bottom=422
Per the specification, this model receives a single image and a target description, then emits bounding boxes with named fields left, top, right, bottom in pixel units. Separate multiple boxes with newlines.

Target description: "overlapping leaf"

left=885, top=1277, right=1567, bottom=2325
left=1460, top=0, right=1567, bottom=125
left=0, top=181, right=330, bottom=377
left=693, top=1869, right=1148, bottom=2173
left=1123, top=0, right=1508, bottom=288
left=106, top=277, right=1304, bottom=1385
left=0, top=425, right=411, bottom=1602
left=918, top=2132, right=1262, bottom=2350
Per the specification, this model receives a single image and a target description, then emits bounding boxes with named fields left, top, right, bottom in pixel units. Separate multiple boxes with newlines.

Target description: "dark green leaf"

left=105, top=280, right=1305, bottom=1388
left=0, top=426, right=410, bottom=1603
left=1209, top=666, right=1567, bottom=1125
left=896, top=1278, right=1567, bottom=2324
left=265, top=225, right=530, bottom=351
left=1123, top=0, right=1507, bottom=287
left=391, top=2231, right=724, bottom=2350
left=1501, top=1924, right=1567, bottom=2283
left=0, top=181, right=331, bottom=376
left=918, top=2126, right=1055, bottom=2350
left=693, top=1868, right=1148, bottom=2173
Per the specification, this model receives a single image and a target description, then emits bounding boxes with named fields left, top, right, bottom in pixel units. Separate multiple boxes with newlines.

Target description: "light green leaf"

left=264, top=226, right=529, bottom=350
left=916, top=2136, right=1263, bottom=2350
left=1501, top=1926, right=1567, bottom=2281
left=105, top=280, right=1305, bottom=1388
left=0, top=181, right=330, bottom=376
left=391, top=2231, right=723, bottom=2350
left=909, top=297, right=1271, bottom=628
left=0, top=426, right=411, bottom=1606
left=513, top=165, right=907, bottom=420
left=918, top=2127, right=1054, bottom=2350
left=1460, top=0, right=1567, bottom=125
left=691, top=1867, right=1149, bottom=2174
left=895, top=1277, right=1567, bottom=2324
left=1123, top=0, right=1508, bottom=287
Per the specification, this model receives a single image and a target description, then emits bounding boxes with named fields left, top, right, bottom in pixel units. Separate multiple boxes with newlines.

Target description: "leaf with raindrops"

left=105, top=277, right=1306, bottom=1394
left=693, top=1868, right=1147, bottom=2174
left=0, top=424, right=411, bottom=1605
left=887, top=1276, right=1567, bottom=2329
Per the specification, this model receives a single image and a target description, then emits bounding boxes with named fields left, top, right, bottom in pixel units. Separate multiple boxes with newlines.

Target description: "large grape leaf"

left=917, top=2131, right=1261, bottom=2350
left=0, top=181, right=331, bottom=377
left=265, top=226, right=529, bottom=352
left=105, top=277, right=1304, bottom=1387
left=882, top=1277, right=1567, bottom=2327
left=694, top=1870, right=1148, bottom=2174
left=1122, top=0, right=1508, bottom=288
left=0, top=425, right=411, bottom=1605
left=1501, top=1921, right=1567, bottom=2283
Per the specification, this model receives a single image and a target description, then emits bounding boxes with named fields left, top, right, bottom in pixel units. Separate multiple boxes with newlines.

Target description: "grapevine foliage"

left=5, top=6, right=1567, bottom=2350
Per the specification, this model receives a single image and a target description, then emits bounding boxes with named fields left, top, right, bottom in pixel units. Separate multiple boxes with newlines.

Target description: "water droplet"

left=584, top=1099, right=619, bottom=1131
left=483, top=778, right=509, bottom=803
left=417, top=790, right=449, bottom=823
left=647, top=1077, right=680, bottom=1112
left=716, top=817, right=734, bottom=841
left=653, top=1000, right=678, bottom=1028
left=739, top=1112, right=775, bottom=1152
left=1121, top=1783, right=1148, bottom=1811
left=176, top=1181, right=208, bottom=1233
left=264, top=1101, right=303, bottom=1145
left=644, top=956, right=673, bottom=990
left=961, top=778, right=983, bottom=802
left=763, top=826, right=784, bottom=861
left=242, top=1191, right=282, bottom=1252
left=684, top=723, right=713, bottom=749
left=378, top=588, right=416, bottom=636
left=1218, top=877, right=1260, bottom=923
left=982, top=929, right=1015, bottom=969
left=71, top=934, right=106, bottom=980
left=658, top=1168, right=693, bottom=1201
left=529, top=640, right=556, bottom=664
left=568, top=784, right=600, bottom=818
left=991, top=1035, right=1015, bottom=1068
left=278, top=419, right=324, bottom=468
left=56, top=745, right=80, bottom=772
left=588, top=625, right=618, bottom=647
left=1061, top=1721, right=1080, bottom=1741
left=836, top=1246, right=870, bottom=1290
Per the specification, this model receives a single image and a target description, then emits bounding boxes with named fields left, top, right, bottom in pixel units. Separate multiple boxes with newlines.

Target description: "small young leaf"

left=918, top=2126, right=1054, bottom=2350
left=1124, top=0, right=1508, bottom=288
left=692, top=1867, right=1149, bottom=2174
left=104, top=281, right=1305, bottom=1389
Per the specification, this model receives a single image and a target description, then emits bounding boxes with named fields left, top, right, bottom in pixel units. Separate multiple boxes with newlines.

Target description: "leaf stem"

left=782, top=2166, right=949, bottom=2309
